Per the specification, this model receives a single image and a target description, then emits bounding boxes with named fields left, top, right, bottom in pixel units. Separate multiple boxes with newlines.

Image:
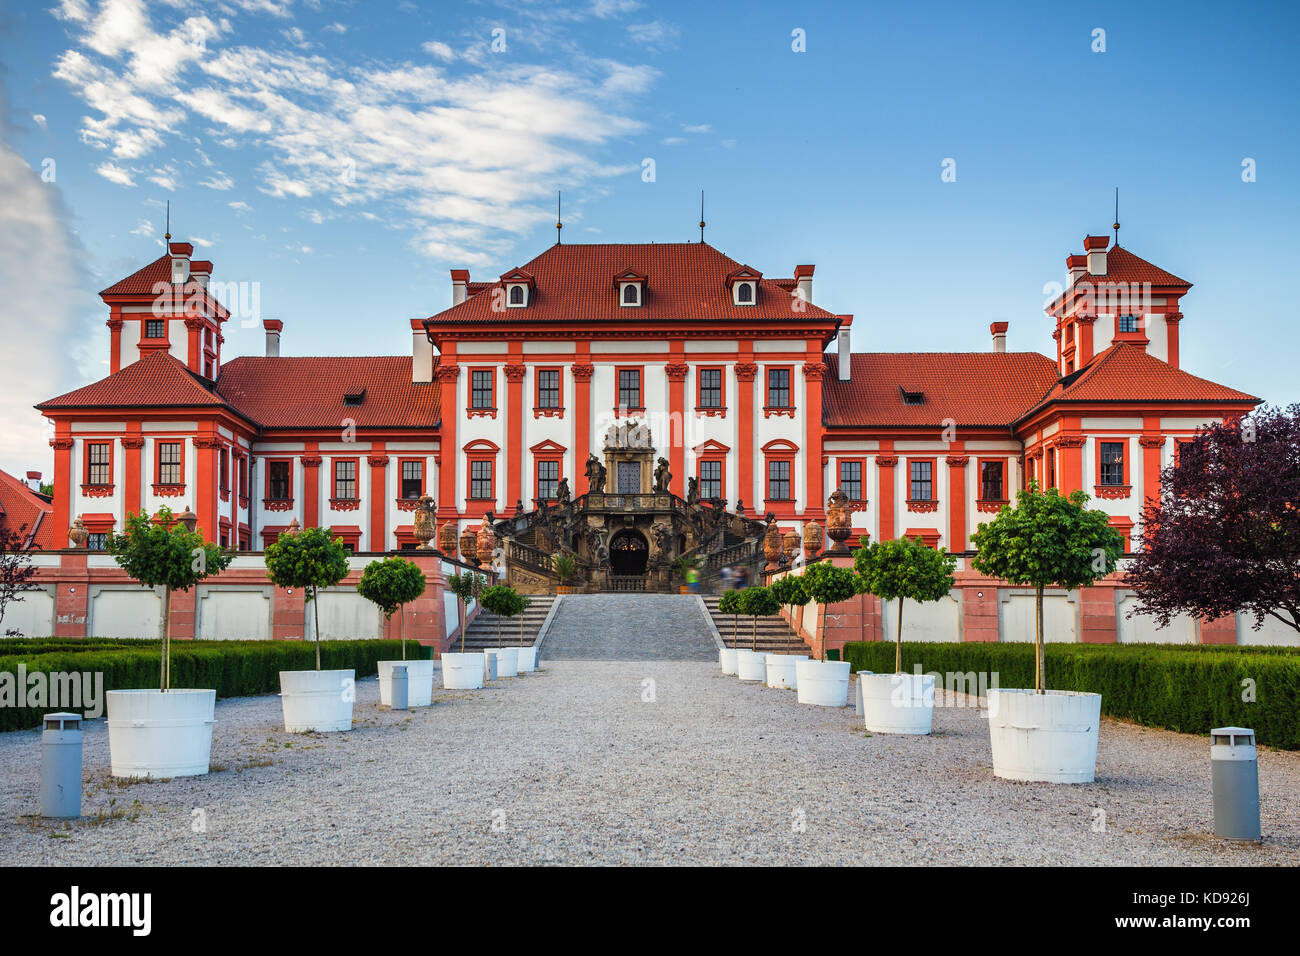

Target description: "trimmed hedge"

left=843, top=641, right=1300, bottom=750
left=0, top=639, right=428, bottom=732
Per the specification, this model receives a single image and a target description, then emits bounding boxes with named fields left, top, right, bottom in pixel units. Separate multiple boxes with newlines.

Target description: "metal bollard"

left=1211, top=726, right=1261, bottom=841
left=483, top=653, right=498, bottom=682
left=40, top=712, right=83, bottom=819
left=855, top=671, right=873, bottom=717
left=390, top=665, right=409, bottom=711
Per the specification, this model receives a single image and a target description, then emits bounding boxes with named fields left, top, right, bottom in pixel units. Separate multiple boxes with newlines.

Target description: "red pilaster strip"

left=369, top=448, right=388, bottom=552
left=803, top=356, right=826, bottom=518
left=735, top=354, right=757, bottom=509
left=947, top=453, right=968, bottom=551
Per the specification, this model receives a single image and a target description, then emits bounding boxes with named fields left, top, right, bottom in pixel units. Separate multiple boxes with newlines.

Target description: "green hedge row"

left=0, top=639, right=428, bottom=732
left=843, top=641, right=1300, bottom=750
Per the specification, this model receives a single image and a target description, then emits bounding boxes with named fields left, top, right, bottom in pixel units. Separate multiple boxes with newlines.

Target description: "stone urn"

left=763, top=523, right=783, bottom=570
left=459, top=528, right=479, bottom=566
left=476, top=523, right=496, bottom=566
left=782, top=527, right=800, bottom=563
left=438, top=522, right=458, bottom=557
left=67, top=516, right=89, bottom=549
left=412, top=495, right=437, bottom=550
left=803, top=520, right=823, bottom=558
left=825, top=489, right=852, bottom=552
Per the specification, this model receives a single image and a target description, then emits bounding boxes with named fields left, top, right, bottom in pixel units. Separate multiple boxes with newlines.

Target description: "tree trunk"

left=458, top=598, right=466, bottom=654
left=162, top=586, right=172, bottom=693
left=496, top=615, right=502, bottom=648
left=519, top=614, right=525, bottom=647
left=732, top=614, right=737, bottom=648
left=751, top=615, right=757, bottom=652
left=313, top=588, right=321, bottom=671
left=896, top=596, right=904, bottom=675
left=1035, top=584, right=1044, bottom=694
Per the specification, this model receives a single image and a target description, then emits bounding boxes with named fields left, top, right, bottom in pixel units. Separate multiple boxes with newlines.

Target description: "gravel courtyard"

left=2, top=658, right=1297, bottom=865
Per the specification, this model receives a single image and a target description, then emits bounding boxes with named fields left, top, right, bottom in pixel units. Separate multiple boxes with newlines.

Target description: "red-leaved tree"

left=1126, top=405, right=1300, bottom=635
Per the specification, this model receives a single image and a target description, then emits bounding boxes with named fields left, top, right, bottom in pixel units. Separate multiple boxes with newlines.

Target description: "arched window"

left=623, top=283, right=639, bottom=305
left=509, top=284, right=525, bottom=306
left=737, top=282, right=753, bottom=303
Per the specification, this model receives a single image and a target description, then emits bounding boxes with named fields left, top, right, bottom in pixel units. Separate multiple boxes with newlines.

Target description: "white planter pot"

left=442, top=652, right=485, bottom=690
left=516, top=646, right=537, bottom=673
left=860, top=672, right=935, bottom=735
left=736, top=649, right=767, bottom=682
left=765, top=654, right=808, bottom=690
left=987, top=689, right=1103, bottom=784
left=378, top=659, right=434, bottom=708
left=488, top=647, right=519, bottom=678
left=795, top=660, right=851, bottom=707
left=279, top=670, right=355, bottom=733
left=719, top=647, right=738, bottom=675
left=106, top=689, right=216, bottom=779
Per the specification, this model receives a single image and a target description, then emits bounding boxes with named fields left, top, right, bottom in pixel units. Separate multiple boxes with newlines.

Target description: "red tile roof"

left=36, top=351, right=230, bottom=411
left=0, top=468, right=54, bottom=550
left=1019, top=343, right=1259, bottom=421
left=427, top=243, right=838, bottom=325
left=215, top=356, right=441, bottom=429
left=823, top=352, right=1060, bottom=429
left=99, top=252, right=230, bottom=320
left=1080, top=245, right=1191, bottom=288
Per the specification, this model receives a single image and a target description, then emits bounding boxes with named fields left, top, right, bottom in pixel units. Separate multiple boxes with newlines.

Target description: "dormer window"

left=900, top=387, right=924, bottom=405
left=725, top=266, right=762, bottom=306
left=735, top=282, right=754, bottom=304
left=343, top=386, right=366, bottom=407
left=508, top=284, right=527, bottom=307
left=615, top=270, right=647, bottom=308
left=498, top=268, right=536, bottom=308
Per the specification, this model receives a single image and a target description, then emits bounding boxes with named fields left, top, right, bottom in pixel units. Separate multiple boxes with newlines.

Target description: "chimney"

left=794, top=264, right=814, bottom=305
left=411, top=318, right=433, bottom=384
left=263, top=318, right=282, bottom=357
left=25, top=471, right=41, bottom=493
left=836, top=314, right=853, bottom=381
left=1083, top=236, right=1109, bottom=277
left=190, top=259, right=212, bottom=289
left=168, top=241, right=193, bottom=285
left=451, top=269, right=470, bottom=306
left=990, top=321, right=1009, bottom=353
left=1066, top=254, right=1088, bottom=284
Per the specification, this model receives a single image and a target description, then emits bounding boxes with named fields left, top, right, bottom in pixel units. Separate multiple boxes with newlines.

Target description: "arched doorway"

left=609, top=528, right=649, bottom=575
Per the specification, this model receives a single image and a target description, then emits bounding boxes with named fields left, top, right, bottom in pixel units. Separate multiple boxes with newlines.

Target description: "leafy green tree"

left=738, top=586, right=780, bottom=652
left=107, top=507, right=232, bottom=691
left=971, top=482, right=1122, bottom=692
left=264, top=526, right=352, bottom=670
left=769, top=572, right=809, bottom=624
left=718, top=588, right=743, bottom=647
left=356, top=556, right=427, bottom=660
left=515, top=592, right=533, bottom=646
left=479, top=584, right=525, bottom=647
left=447, top=569, right=487, bottom=653
left=799, top=561, right=859, bottom=660
left=855, top=537, right=957, bottom=674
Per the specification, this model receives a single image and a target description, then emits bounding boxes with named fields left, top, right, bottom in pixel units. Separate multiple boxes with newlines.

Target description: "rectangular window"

left=767, top=368, right=791, bottom=408
left=87, top=442, right=112, bottom=485
left=219, top=447, right=229, bottom=491
left=981, top=461, right=1004, bottom=500
left=334, top=460, right=357, bottom=500
left=768, top=460, right=791, bottom=501
left=537, top=369, right=561, bottom=409
left=86, top=533, right=108, bottom=551
left=536, top=460, right=559, bottom=500
left=699, top=460, right=722, bottom=500
left=1118, top=314, right=1139, bottom=334
left=1100, top=441, right=1126, bottom=485
left=158, top=442, right=182, bottom=485
left=471, top=370, right=494, bottom=409
left=618, top=369, right=641, bottom=410
left=910, top=461, right=933, bottom=501
left=145, top=319, right=165, bottom=339
left=470, top=460, right=494, bottom=500
left=400, top=460, right=423, bottom=499
left=268, top=460, right=291, bottom=500
left=840, top=460, right=862, bottom=501
left=238, top=456, right=248, bottom=496
left=699, top=368, right=722, bottom=408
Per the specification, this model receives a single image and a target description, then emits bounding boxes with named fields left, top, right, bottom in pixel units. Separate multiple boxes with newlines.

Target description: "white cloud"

left=147, top=165, right=178, bottom=190
left=627, top=20, right=679, bottom=50
left=660, top=136, right=685, bottom=145
left=421, top=40, right=454, bottom=62
left=130, top=217, right=154, bottom=236
left=682, top=123, right=710, bottom=134
left=32, top=114, right=48, bottom=130
left=95, top=161, right=135, bottom=185
left=228, top=199, right=252, bottom=212
left=323, top=21, right=347, bottom=34
left=199, top=172, right=234, bottom=190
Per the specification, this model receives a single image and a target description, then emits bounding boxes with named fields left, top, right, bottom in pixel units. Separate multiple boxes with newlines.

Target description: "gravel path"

left=541, top=594, right=717, bottom=661
left=2, top=661, right=1297, bottom=866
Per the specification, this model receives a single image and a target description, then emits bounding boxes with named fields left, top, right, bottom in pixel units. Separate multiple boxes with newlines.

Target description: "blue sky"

left=0, top=0, right=1297, bottom=476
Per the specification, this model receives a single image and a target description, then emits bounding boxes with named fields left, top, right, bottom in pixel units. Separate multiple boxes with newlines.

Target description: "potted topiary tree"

left=854, top=537, right=957, bottom=734
left=794, top=561, right=858, bottom=706
left=764, top=572, right=810, bottom=690
left=971, top=482, right=1122, bottom=782
left=716, top=588, right=743, bottom=674
left=552, top=553, right=580, bottom=594
left=514, top=592, right=538, bottom=672
left=735, top=586, right=780, bottom=682
left=104, top=507, right=232, bottom=778
left=479, top=583, right=523, bottom=677
left=264, top=525, right=353, bottom=732
left=357, top=556, right=432, bottom=707
left=443, top=569, right=487, bottom=689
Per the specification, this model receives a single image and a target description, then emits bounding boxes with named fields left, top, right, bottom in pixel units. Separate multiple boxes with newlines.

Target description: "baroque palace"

left=12, top=228, right=1278, bottom=647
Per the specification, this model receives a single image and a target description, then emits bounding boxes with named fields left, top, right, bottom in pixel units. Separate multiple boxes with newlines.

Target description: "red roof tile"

left=0, top=468, right=54, bottom=550
left=36, top=351, right=230, bottom=411
left=1019, top=344, right=1259, bottom=421
left=1079, top=245, right=1190, bottom=287
left=427, top=243, right=838, bottom=325
left=215, top=356, right=440, bottom=429
left=823, top=352, right=1060, bottom=429
left=99, top=253, right=229, bottom=319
